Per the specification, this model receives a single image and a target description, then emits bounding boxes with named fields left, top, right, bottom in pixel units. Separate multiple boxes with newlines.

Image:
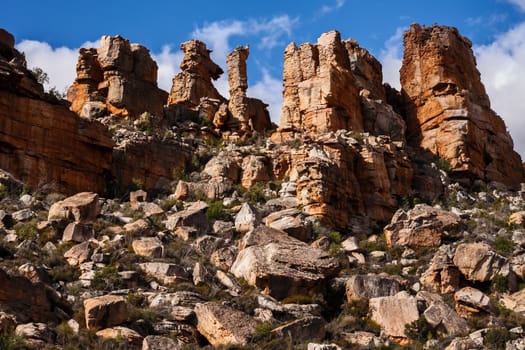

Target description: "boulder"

left=271, top=316, right=326, bottom=343
left=501, top=288, right=525, bottom=314
left=64, top=241, right=92, bottom=266
left=138, top=262, right=187, bottom=285
left=84, top=295, right=128, bottom=330
left=132, top=237, right=164, bottom=258
left=454, top=287, right=492, bottom=317
left=510, top=211, right=525, bottom=227
left=194, top=302, right=258, bottom=346
left=142, top=335, right=181, bottom=350
left=369, top=291, right=419, bottom=339
left=453, top=242, right=509, bottom=282
left=264, top=208, right=310, bottom=242
left=420, top=244, right=461, bottom=294
left=417, top=291, right=469, bottom=336
left=345, top=274, right=403, bottom=301
left=62, top=223, right=94, bottom=242
left=15, top=322, right=56, bottom=345
left=0, top=269, right=59, bottom=323
left=130, top=189, right=147, bottom=209
left=96, top=326, right=143, bottom=347
left=241, top=155, right=271, bottom=188
left=230, top=226, right=339, bottom=299
left=48, top=192, right=100, bottom=223
left=234, top=203, right=258, bottom=233
left=384, top=204, right=460, bottom=248
left=164, top=201, right=210, bottom=234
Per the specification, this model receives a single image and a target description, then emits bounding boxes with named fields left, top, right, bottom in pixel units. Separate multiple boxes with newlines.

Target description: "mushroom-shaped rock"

left=48, top=192, right=100, bottom=223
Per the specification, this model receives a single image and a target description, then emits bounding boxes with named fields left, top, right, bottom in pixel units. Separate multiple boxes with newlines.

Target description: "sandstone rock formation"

left=278, top=30, right=362, bottom=135
left=369, top=291, right=419, bottom=339
left=0, top=34, right=114, bottom=194
left=194, top=302, right=257, bottom=346
left=226, top=46, right=272, bottom=134
left=400, top=24, right=524, bottom=188
left=230, top=226, right=340, bottom=299
left=68, top=35, right=168, bottom=118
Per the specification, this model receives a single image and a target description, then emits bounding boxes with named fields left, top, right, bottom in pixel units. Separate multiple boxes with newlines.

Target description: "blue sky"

left=4, top=0, right=525, bottom=156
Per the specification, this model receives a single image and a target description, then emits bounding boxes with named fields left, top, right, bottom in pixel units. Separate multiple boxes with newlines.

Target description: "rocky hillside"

left=0, top=24, right=524, bottom=349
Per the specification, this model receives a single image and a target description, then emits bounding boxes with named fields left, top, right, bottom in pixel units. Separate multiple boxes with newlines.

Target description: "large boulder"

left=48, top=192, right=100, bottom=223
left=420, top=244, right=461, bottom=294
left=194, top=302, right=258, bottom=346
left=83, top=295, right=128, bottom=330
left=417, top=291, right=469, bottom=336
left=453, top=242, right=509, bottom=282
left=369, top=291, right=419, bottom=339
left=384, top=204, right=460, bottom=248
left=230, top=226, right=340, bottom=299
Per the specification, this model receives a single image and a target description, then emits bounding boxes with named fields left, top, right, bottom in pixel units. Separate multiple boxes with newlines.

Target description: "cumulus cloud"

left=321, top=0, right=346, bottom=14
left=379, top=27, right=405, bottom=90
left=475, top=22, right=525, bottom=157
left=16, top=39, right=99, bottom=94
left=248, top=69, right=283, bottom=124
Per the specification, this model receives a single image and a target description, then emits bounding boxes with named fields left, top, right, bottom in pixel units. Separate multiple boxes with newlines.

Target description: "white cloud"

left=248, top=68, right=283, bottom=123
left=16, top=39, right=99, bottom=94
left=321, top=0, right=346, bottom=14
left=152, top=45, right=183, bottom=92
left=475, top=21, right=525, bottom=157
left=508, top=0, right=525, bottom=11
left=379, top=27, right=405, bottom=90
left=191, top=15, right=296, bottom=102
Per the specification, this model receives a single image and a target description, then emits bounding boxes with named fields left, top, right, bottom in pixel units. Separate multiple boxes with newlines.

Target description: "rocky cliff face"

left=400, top=24, right=524, bottom=188
left=0, top=31, right=114, bottom=194
left=67, top=35, right=168, bottom=119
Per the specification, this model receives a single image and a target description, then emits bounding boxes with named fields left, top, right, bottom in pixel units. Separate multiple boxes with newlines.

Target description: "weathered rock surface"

left=369, top=291, right=419, bottom=339
left=96, top=326, right=143, bottom=347
left=0, top=268, right=61, bottom=323
left=225, top=46, right=272, bottom=134
left=48, top=192, right=100, bottom=223
left=142, top=335, right=182, bottom=350
left=384, top=204, right=460, bottom=248
left=400, top=24, right=524, bottom=188
left=345, top=274, right=403, bottom=301
left=453, top=242, right=509, bottom=282
left=0, top=37, right=114, bottom=194
left=230, top=226, right=340, bottom=299
left=168, top=40, right=224, bottom=107
left=420, top=244, right=461, bottom=294
left=454, top=287, right=492, bottom=316
left=271, top=316, right=326, bottom=343
left=194, top=302, right=257, bottom=346
left=84, top=295, right=128, bottom=330
left=417, top=291, right=469, bottom=336
left=68, top=35, right=168, bottom=118
left=132, top=237, right=165, bottom=259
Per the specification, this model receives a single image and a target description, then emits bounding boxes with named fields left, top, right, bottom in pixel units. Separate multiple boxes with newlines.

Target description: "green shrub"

left=13, top=219, right=38, bottom=240
left=244, top=182, right=268, bottom=204
left=91, top=265, right=126, bottom=291
left=205, top=200, right=230, bottom=222
left=492, top=273, right=507, bottom=292
left=493, top=236, right=515, bottom=257
left=484, top=328, right=514, bottom=349
left=405, top=316, right=436, bottom=343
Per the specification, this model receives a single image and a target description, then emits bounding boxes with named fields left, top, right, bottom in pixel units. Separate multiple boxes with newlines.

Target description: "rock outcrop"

left=68, top=35, right=168, bottom=118
left=400, top=24, right=524, bottom=188
left=278, top=31, right=362, bottom=135
left=0, top=32, right=114, bottom=194
left=226, top=46, right=272, bottom=134
left=168, top=40, right=224, bottom=108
